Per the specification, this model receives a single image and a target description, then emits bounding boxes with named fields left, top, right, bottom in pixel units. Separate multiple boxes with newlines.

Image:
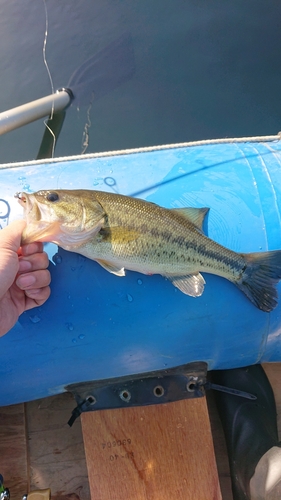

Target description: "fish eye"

left=46, top=192, right=59, bottom=202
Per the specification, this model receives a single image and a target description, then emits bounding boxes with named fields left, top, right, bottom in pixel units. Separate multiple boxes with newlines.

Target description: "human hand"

left=0, top=220, right=51, bottom=336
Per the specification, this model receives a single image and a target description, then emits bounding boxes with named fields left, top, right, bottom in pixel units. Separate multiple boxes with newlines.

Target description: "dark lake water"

left=0, top=0, right=281, bottom=163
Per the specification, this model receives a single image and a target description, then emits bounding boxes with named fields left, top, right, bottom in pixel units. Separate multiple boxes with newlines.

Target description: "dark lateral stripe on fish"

left=105, top=222, right=242, bottom=273
left=191, top=243, right=243, bottom=271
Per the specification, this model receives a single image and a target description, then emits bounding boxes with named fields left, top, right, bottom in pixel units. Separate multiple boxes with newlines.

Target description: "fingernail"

left=18, top=259, right=32, bottom=272
left=16, top=274, right=36, bottom=288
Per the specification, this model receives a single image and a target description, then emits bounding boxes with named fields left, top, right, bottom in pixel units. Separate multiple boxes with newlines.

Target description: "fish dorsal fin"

left=172, top=207, right=209, bottom=231
left=99, top=227, right=140, bottom=244
left=164, top=273, right=206, bottom=296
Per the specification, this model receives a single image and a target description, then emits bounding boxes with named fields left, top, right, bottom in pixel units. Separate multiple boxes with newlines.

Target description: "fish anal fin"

left=164, top=273, right=206, bottom=296
left=96, top=259, right=125, bottom=276
left=99, top=227, right=140, bottom=244
left=172, top=207, right=209, bottom=231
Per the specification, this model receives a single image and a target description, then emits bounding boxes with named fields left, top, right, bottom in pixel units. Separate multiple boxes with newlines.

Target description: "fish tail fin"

left=236, top=250, right=281, bottom=312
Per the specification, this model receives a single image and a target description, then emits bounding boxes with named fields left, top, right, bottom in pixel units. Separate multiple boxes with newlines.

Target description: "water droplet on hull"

left=29, top=315, right=41, bottom=324
left=53, top=253, right=62, bottom=264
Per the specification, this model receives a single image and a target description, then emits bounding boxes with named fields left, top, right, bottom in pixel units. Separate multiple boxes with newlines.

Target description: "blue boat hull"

left=1, top=140, right=281, bottom=405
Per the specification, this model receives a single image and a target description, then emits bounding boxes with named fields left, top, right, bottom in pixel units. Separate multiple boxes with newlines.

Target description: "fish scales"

left=15, top=188, right=281, bottom=312
left=90, top=190, right=245, bottom=278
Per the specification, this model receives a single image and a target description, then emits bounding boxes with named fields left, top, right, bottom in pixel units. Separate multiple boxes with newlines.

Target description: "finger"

left=18, top=252, right=49, bottom=273
left=0, top=220, right=26, bottom=252
left=20, top=242, right=44, bottom=256
left=24, top=286, right=51, bottom=310
left=16, top=269, right=51, bottom=290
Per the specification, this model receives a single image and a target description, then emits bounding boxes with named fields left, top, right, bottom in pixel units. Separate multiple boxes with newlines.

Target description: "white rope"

left=1, top=132, right=280, bottom=170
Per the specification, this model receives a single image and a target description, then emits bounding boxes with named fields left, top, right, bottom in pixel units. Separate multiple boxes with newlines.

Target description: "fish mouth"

left=15, top=191, right=50, bottom=222
left=15, top=192, right=34, bottom=215
left=15, top=191, right=59, bottom=244
left=15, top=192, right=28, bottom=203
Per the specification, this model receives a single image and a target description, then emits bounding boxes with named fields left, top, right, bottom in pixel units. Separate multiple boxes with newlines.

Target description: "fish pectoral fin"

left=171, top=207, right=209, bottom=231
left=99, top=227, right=140, bottom=244
left=96, top=259, right=125, bottom=276
left=164, top=273, right=206, bottom=296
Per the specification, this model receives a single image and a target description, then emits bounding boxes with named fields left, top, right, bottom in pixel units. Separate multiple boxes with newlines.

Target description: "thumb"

left=0, top=219, right=26, bottom=252
left=0, top=220, right=27, bottom=297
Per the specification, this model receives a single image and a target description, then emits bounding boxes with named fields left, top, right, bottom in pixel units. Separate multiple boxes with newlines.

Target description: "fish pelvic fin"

left=164, top=273, right=205, bottom=296
left=171, top=207, right=209, bottom=231
left=237, top=250, right=281, bottom=312
left=96, top=259, right=125, bottom=276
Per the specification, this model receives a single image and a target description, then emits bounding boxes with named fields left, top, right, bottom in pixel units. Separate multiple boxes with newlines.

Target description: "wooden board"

left=25, top=393, right=90, bottom=500
left=0, top=403, right=28, bottom=500
left=81, top=397, right=222, bottom=500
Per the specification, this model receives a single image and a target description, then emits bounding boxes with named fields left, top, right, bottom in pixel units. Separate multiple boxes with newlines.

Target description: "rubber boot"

left=211, top=365, right=280, bottom=500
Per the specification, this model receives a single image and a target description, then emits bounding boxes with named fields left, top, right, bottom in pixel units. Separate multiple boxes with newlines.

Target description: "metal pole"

left=0, top=88, right=73, bottom=136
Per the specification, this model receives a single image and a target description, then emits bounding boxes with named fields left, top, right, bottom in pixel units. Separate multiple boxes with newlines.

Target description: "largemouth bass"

left=16, top=189, right=281, bottom=312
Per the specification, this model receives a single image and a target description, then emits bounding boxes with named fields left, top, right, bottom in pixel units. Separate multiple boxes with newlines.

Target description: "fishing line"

left=42, top=0, right=56, bottom=158
left=81, top=92, right=94, bottom=154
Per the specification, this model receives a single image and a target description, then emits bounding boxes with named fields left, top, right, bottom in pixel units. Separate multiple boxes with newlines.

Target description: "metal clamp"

left=67, top=361, right=208, bottom=426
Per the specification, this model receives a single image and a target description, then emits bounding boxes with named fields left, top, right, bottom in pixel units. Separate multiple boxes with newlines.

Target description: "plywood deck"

left=0, top=393, right=90, bottom=500
left=0, top=403, right=28, bottom=498
left=81, top=398, right=221, bottom=500
left=0, top=363, right=280, bottom=500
